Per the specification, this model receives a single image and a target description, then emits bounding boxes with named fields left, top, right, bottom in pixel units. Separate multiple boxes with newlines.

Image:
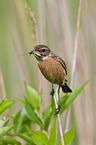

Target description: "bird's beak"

left=28, top=50, right=41, bottom=57
left=28, top=50, right=35, bottom=55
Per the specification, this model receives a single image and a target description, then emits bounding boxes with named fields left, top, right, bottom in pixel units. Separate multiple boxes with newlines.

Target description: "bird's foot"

left=50, top=88, right=55, bottom=96
left=54, top=105, right=60, bottom=115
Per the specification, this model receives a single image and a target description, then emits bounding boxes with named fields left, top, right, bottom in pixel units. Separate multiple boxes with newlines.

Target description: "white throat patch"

left=42, top=56, right=49, bottom=60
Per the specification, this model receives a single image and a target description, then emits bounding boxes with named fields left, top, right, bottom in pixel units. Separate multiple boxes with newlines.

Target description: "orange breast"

left=38, top=57, right=66, bottom=84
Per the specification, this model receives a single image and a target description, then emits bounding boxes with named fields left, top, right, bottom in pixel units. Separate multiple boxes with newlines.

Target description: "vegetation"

left=0, top=81, right=87, bottom=144
left=0, top=0, right=95, bottom=144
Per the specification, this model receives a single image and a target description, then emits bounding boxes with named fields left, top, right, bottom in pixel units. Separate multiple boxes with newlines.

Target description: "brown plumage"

left=38, top=57, right=66, bottom=84
left=29, top=44, right=72, bottom=93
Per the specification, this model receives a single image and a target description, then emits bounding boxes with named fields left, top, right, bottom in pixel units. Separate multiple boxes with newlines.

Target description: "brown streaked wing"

left=51, top=55, right=67, bottom=75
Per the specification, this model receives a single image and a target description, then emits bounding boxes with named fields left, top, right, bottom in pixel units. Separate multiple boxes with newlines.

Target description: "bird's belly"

left=38, top=58, right=66, bottom=84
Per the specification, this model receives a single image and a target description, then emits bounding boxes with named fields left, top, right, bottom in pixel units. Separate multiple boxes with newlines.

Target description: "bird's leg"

left=50, top=84, right=55, bottom=96
left=55, top=86, right=60, bottom=114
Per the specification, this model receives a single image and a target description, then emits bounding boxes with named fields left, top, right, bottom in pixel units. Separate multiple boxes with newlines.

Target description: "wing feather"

left=51, top=55, right=67, bottom=75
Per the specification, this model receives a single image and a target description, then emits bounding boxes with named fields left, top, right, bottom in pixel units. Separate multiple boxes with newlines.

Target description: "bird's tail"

left=61, top=82, right=72, bottom=93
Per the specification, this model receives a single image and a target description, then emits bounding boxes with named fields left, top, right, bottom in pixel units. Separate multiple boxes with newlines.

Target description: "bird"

left=29, top=44, right=72, bottom=114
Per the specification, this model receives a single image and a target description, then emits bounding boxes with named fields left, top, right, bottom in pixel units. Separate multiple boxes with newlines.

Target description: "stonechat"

left=29, top=44, right=72, bottom=114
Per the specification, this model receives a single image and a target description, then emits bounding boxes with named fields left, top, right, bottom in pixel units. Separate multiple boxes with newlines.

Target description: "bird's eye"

left=42, top=49, right=45, bottom=52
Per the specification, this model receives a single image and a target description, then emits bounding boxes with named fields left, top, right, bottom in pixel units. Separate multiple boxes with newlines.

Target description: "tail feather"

left=61, top=82, right=72, bottom=93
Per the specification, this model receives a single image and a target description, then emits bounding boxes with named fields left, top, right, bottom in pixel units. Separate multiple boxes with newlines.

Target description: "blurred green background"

left=0, top=0, right=95, bottom=145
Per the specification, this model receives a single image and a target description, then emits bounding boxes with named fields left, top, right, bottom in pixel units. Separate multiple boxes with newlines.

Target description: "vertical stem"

left=38, top=0, right=44, bottom=43
left=64, top=0, right=82, bottom=132
left=38, top=0, right=46, bottom=120
left=53, top=94, right=64, bottom=145
left=38, top=0, right=49, bottom=115
left=0, top=71, right=8, bottom=117
left=0, top=71, right=6, bottom=99
left=70, top=0, right=82, bottom=88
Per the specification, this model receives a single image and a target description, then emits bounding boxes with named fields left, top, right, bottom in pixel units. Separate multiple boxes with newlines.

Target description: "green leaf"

left=25, top=99, right=44, bottom=128
left=14, top=97, right=25, bottom=103
left=0, top=126, right=14, bottom=139
left=0, top=120, right=5, bottom=127
left=42, top=96, right=56, bottom=131
left=13, top=109, right=31, bottom=133
left=0, top=99, right=5, bottom=106
left=57, top=121, right=75, bottom=145
left=64, top=121, right=75, bottom=145
left=60, top=81, right=88, bottom=115
left=44, top=112, right=53, bottom=131
left=4, top=132, right=14, bottom=137
left=42, top=82, right=87, bottom=131
left=0, top=119, right=9, bottom=127
left=48, top=118, right=56, bottom=145
left=42, top=106, right=51, bottom=119
left=17, top=133, right=35, bottom=144
left=4, top=121, right=10, bottom=127
left=1, top=137, right=21, bottom=145
left=0, top=99, right=15, bottom=114
left=32, top=130, right=48, bottom=145
left=13, top=110, right=23, bottom=133
left=42, top=105, right=54, bottom=131
left=24, top=82, right=39, bottom=109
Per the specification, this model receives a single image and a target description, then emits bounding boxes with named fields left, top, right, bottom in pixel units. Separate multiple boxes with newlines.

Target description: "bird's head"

left=29, top=44, right=53, bottom=61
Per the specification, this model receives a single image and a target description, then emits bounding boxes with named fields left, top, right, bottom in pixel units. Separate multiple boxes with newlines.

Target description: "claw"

left=50, top=88, right=55, bottom=96
left=54, top=105, right=60, bottom=115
